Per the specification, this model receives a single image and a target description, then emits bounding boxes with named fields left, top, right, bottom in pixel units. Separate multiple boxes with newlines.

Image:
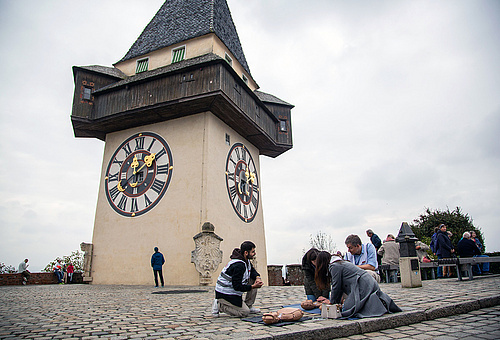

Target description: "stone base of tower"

left=89, top=113, right=268, bottom=285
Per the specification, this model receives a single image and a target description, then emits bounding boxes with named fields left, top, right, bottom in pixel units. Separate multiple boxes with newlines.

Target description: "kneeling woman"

left=315, top=251, right=401, bottom=318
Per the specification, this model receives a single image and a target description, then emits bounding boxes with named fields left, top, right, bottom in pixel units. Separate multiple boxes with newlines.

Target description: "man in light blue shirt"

left=344, top=234, right=380, bottom=282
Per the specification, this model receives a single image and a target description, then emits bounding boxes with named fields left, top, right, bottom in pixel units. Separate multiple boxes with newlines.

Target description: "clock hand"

left=133, top=153, right=155, bottom=174
left=118, top=153, right=157, bottom=191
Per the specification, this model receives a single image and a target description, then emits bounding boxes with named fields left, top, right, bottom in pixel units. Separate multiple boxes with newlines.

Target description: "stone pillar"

left=80, top=242, right=93, bottom=282
left=396, top=222, right=422, bottom=288
left=267, top=265, right=283, bottom=286
left=286, top=264, right=304, bottom=286
left=191, top=222, right=223, bottom=285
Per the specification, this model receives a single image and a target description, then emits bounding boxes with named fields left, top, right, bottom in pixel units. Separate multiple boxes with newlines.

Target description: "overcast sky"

left=0, top=0, right=499, bottom=272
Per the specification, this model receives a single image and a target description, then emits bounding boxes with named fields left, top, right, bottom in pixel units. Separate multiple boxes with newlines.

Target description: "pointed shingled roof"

left=118, top=0, right=251, bottom=76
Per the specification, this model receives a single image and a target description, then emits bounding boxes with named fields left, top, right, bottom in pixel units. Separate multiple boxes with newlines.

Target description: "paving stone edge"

left=248, top=294, right=500, bottom=340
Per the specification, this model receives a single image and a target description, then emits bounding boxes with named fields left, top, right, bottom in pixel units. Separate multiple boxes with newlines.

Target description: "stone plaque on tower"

left=70, top=0, right=293, bottom=285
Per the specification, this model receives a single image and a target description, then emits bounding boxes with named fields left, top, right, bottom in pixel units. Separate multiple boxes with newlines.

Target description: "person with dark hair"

left=301, top=248, right=329, bottom=301
left=212, top=241, right=263, bottom=317
left=315, top=251, right=401, bottom=319
left=366, top=229, right=382, bottom=264
left=435, top=224, right=454, bottom=278
left=469, top=231, right=491, bottom=275
left=344, top=234, right=380, bottom=282
left=151, top=246, right=165, bottom=287
left=18, top=259, right=30, bottom=285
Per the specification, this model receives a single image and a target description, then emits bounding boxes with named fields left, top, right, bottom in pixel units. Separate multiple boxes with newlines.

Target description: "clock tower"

left=71, top=0, right=293, bottom=285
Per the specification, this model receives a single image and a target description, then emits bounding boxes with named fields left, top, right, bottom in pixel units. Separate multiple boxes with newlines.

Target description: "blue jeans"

left=437, top=255, right=443, bottom=278
left=472, top=255, right=490, bottom=275
left=54, top=269, right=63, bottom=283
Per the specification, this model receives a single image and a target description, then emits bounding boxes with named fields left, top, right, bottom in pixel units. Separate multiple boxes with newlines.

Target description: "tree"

left=410, top=207, right=484, bottom=252
left=43, top=250, right=84, bottom=273
left=0, top=262, right=16, bottom=274
left=309, top=230, right=336, bottom=253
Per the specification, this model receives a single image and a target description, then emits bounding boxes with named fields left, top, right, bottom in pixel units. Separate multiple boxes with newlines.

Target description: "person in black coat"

left=457, top=232, right=481, bottom=258
left=435, top=224, right=455, bottom=278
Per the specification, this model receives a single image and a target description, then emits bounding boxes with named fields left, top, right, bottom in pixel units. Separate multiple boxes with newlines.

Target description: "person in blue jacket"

left=151, top=247, right=165, bottom=287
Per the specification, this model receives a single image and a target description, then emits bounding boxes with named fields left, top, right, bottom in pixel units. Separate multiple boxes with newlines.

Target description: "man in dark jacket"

left=435, top=224, right=454, bottom=278
left=151, top=247, right=165, bottom=287
left=213, top=241, right=263, bottom=317
left=457, top=232, right=481, bottom=258
left=366, top=229, right=382, bottom=265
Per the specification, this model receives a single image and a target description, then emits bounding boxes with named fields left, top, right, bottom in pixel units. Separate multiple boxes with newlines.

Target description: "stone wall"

left=286, top=264, right=304, bottom=286
left=0, top=272, right=84, bottom=286
left=267, top=265, right=283, bottom=286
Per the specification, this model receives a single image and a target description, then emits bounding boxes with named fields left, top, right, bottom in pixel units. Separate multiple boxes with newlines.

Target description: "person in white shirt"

left=18, top=259, right=30, bottom=285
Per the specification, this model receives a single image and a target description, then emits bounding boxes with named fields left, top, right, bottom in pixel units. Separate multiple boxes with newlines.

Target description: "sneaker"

left=249, top=307, right=261, bottom=314
left=22, top=281, right=26, bottom=285
left=211, top=299, right=219, bottom=316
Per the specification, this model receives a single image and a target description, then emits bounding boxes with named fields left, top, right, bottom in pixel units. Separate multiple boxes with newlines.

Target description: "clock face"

left=104, top=132, right=173, bottom=217
left=225, top=143, right=259, bottom=223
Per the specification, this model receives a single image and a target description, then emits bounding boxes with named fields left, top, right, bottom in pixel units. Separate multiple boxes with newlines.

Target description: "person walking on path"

left=315, top=251, right=402, bottom=319
left=18, top=259, right=30, bottom=285
left=212, top=241, right=263, bottom=317
left=151, top=247, right=165, bottom=287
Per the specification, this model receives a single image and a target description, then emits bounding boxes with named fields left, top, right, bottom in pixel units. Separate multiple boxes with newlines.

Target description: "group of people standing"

left=431, top=224, right=490, bottom=277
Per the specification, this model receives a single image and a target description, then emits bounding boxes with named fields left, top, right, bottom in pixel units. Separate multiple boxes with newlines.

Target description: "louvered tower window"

left=136, top=58, right=149, bottom=73
left=172, top=47, right=186, bottom=63
left=225, top=53, right=233, bottom=65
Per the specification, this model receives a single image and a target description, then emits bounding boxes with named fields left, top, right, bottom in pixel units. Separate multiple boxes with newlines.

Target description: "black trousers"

left=153, top=269, right=164, bottom=287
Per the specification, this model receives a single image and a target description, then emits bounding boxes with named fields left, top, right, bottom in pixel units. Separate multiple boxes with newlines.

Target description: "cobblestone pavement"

left=0, top=275, right=499, bottom=339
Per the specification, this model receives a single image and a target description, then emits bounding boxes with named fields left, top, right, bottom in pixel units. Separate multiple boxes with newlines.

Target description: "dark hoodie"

left=215, top=248, right=260, bottom=307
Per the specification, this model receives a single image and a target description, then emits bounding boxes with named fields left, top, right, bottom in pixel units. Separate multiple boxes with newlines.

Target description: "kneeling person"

left=213, top=241, right=263, bottom=317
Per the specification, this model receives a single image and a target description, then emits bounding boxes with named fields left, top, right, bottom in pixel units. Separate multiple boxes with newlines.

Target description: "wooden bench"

left=380, top=257, right=499, bottom=282
left=454, top=257, right=498, bottom=281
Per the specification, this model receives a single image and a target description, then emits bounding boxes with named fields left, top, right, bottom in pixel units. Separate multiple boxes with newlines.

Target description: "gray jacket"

left=329, top=259, right=402, bottom=318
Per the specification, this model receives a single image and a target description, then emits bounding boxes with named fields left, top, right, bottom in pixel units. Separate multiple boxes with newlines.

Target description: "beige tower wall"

left=91, top=112, right=268, bottom=285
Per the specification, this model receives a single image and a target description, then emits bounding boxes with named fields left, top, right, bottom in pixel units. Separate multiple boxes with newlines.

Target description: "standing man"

left=344, top=234, right=380, bottom=282
left=366, top=229, right=382, bottom=265
left=212, top=241, right=263, bottom=317
left=151, top=247, right=165, bottom=287
left=18, top=259, right=30, bottom=285
left=435, top=224, right=454, bottom=278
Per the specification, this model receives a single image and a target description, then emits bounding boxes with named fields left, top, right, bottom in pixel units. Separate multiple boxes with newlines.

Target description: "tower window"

left=172, top=46, right=186, bottom=63
left=136, top=58, right=149, bottom=73
left=225, top=53, right=233, bottom=65
left=279, top=120, right=287, bottom=132
left=225, top=133, right=230, bottom=145
left=82, top=87, right=92, bottom=100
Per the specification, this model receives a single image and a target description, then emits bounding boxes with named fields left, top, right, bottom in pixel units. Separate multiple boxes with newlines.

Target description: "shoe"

left=249, top=307, right=261, bottom=314
left=22, top=281, right=26, bottom=285
left=211, top=299, right=219, bottom=317
left=155, top=286, right=159, bottom=288
left=23, top=277, right=27, bottom=282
